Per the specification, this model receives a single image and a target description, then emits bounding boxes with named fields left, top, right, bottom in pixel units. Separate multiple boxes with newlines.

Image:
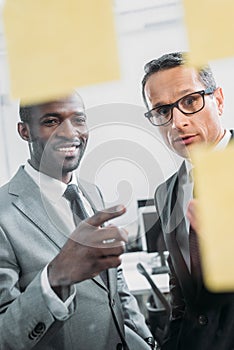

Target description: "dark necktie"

left=63, top=184, right=88, bottom=225
left=189, top=181, right=202, bottom=286
left=189, top=226, right=202, bottom=284
left=63, top=184, right=108, bottom=287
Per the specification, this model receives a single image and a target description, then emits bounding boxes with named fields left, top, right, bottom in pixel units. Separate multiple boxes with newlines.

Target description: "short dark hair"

left=19, top=90, right=83, bottom=123
left=142, top=51, right=217, bottom=109
left=19, top=104, right=35, bottom=123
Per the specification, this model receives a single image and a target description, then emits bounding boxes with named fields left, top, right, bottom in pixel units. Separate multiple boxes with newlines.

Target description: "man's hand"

left=48, top=205, right=127, bottom=292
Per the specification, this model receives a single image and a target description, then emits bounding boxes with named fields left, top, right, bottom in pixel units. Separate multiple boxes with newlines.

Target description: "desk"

left=121, top=251, right=169, bottom=295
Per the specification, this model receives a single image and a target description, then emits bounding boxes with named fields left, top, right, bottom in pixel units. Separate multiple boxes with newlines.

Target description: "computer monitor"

left=138, top=199, right=167, bottom=267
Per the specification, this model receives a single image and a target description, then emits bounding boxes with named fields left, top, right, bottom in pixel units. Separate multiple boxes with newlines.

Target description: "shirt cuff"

left=41, top=265, right=76, bottom=321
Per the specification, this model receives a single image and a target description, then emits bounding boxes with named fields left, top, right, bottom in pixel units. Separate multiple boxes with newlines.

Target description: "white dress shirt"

left=24, top=161, right=94, bottom=320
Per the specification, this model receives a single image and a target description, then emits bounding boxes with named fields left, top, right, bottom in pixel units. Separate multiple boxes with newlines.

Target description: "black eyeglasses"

left=144, top=87, right=215, bottom=126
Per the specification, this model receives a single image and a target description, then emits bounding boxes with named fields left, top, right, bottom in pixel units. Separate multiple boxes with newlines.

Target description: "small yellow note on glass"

left=192, top=142, right=234, bottom=291
left=183, top=0, right=234, bottom=66
left=3, top=0, right=120, bottom=104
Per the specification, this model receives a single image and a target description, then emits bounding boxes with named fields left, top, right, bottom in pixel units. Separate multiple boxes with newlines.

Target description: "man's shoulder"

left=0, top=181, right=10, bottom=197
left=0, top=166, right=27, bottom=198
left=154, top=161, right=187, bottom=212
left=0, top=178, right=16, bottom=214
left=156, top=160, right=186, bottom=193
left=156, top=170, right=178, bottom=197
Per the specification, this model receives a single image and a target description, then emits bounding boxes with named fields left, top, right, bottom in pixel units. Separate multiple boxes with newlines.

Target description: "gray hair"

left=142, top=52, right=217, bottom=109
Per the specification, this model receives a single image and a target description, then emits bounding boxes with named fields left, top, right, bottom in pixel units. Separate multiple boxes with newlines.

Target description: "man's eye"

left=183, top=95, right=198, bottom=106
left=74, top=116, right=86, bottom=125
left=42, top=119, right=60, bottom=126
left=157, top=106, right=171, bottom=117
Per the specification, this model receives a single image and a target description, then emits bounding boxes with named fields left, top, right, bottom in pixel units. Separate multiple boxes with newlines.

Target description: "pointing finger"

left=86, top=205, right=126, bottom=227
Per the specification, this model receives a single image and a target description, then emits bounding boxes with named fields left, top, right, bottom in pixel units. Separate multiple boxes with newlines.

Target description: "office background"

left=0, top=0, right=234, bottom=237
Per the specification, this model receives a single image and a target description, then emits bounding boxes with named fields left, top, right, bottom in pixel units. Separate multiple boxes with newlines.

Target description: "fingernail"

left=115, top=205, right=125, bottom=212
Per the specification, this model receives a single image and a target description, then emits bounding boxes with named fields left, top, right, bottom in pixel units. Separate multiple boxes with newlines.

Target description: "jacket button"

left=198, top=315, right=208, bottom=326
left=28, top=322, right=46, bottom=340
left=34, top=322, right=46, bottom=333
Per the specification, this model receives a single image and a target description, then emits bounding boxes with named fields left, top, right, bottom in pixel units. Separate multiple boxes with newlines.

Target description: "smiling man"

left=18, top=92, right=88, bottom=183
left=0, top=91, right=154, bottom=350
left=142, top=52, right=234, bottom=350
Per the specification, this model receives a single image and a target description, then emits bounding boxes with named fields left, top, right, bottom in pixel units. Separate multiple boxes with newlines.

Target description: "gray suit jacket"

left=0, top=166, right=151, bottom=350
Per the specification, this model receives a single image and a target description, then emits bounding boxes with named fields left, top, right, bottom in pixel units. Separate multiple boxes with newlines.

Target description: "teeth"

left=57, top=146, right=76, bottom=152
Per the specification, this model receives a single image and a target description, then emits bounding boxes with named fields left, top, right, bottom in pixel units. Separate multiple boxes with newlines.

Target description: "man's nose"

left=57, top=119, right=78, bottom=138
left=171, top=107, right=189, bottom=129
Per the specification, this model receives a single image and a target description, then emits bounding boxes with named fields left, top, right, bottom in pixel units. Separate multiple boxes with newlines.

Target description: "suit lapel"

left=78, top=180, right=103, bottom=214
left=91, top=269, right=117, bottom=293
left=9, top=167, right=71, bottom=249
left=108, top=268, right=117, bottom=296
left=160, top=168, right=196, bottom=302
left=165, top=228, right=196, bottom=302
left=92, top=274, right=108, bottom=290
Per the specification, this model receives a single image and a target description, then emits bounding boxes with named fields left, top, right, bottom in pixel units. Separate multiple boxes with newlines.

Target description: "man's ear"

left=18, top=122, right=31, bottom=141
left=214, top=87, right=224, bottom=116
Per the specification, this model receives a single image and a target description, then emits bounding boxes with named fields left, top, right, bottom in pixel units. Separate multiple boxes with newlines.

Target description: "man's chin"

left=172, top=145, right=191, bottom=159
left=62, top=159, right=81, bottom=174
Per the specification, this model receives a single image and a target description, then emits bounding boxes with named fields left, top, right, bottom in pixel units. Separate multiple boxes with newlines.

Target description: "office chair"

left=137, top=263, right=171, bottom=347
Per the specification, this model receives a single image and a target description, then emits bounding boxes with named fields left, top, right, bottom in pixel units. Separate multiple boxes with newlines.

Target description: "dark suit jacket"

left=154, top=130, right=234, bottom=350
left=0, top=166, right=151, bottom=350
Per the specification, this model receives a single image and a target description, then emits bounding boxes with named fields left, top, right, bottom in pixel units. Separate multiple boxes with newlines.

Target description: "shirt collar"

left=182, top=129, right=231, bottom=179
left=24, top=161, right=78, bottom=203
left=177, top=160, right=193, bottom=185
left=214, top=129, right=231, bottom=150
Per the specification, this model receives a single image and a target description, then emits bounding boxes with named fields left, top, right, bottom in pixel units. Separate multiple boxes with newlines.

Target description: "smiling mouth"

left=57, top=146, right=77, bottom=152
left=54, top=143, right=81, bottom=156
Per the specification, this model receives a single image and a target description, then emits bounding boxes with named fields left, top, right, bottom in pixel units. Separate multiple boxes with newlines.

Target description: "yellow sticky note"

left=3, top=0, right=120, bottom=104
left=192, top=142, right=234, bottom=291
left=183, top=0, right=234, bottom=66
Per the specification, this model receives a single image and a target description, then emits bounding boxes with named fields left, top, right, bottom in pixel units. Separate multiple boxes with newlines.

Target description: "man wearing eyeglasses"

left=142, top=52, right=234, bottom=350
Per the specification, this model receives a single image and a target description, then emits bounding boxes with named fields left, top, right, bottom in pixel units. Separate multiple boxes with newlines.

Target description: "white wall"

left=1, top=2, right=234, bottom=235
